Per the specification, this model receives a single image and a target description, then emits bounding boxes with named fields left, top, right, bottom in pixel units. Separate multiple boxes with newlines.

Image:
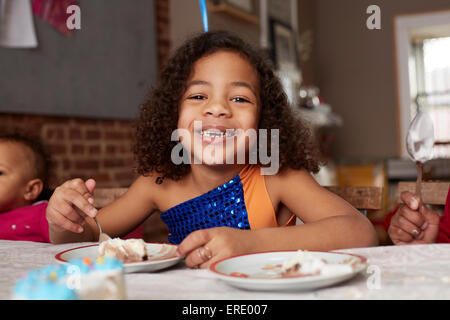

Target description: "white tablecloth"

left=1, top=240, right=449, bottom=300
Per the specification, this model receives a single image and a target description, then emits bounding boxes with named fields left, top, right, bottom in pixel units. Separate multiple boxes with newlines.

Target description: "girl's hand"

left=46, top=178, right=97, bottom=234
left=388, top=191, right=440, bottom=245
left=176, top=227, right=257, bottom=269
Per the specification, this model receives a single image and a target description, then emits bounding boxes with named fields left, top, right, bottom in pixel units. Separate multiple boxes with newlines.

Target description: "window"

left=412, top=37, right=450, bottom=159
left=395, top=10, right=450, bottom=159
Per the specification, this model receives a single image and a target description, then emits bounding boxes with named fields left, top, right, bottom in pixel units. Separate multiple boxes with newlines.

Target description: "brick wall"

left=0, top=0, right=170, bottom=189
left=44, top=118, right=137, bottom=187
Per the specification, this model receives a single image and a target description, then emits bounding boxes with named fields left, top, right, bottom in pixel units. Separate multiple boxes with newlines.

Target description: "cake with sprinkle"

left=13, top=257, right=126, bottom=300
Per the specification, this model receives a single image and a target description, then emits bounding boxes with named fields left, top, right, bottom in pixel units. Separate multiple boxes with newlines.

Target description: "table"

left=1, top=240, right=449, bottom=300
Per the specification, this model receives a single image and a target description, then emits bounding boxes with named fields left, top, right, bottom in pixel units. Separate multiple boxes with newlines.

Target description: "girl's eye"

left=231, top=97, right=250, bottom=103
left=0, top=171, right=3, bottom=176
left=188, top=95, right=207, bottom=100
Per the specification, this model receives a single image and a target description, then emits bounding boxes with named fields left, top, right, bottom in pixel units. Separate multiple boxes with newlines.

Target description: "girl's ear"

left=23, top=179, right=44, bottom=202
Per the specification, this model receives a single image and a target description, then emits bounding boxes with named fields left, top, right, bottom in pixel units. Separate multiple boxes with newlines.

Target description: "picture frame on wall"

left=267, top=0, right=294, bottom=28
left=269, top=18, right=298, bottom=70
left=209, top=0, right=259, bottom=24
left=221, top=0, right=253, bottom=13
left=268, top=18, right=301, bottom=106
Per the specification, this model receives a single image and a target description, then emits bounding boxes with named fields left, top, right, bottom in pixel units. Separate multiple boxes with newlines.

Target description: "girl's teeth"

left=202, top=131, right=223, bottom=138
left=201, top=130, right=237, bottom=138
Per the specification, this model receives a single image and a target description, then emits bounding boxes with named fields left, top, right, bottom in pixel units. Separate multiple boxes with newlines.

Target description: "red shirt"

left=0, top=201, right=50, bottom=243
left=0, top=201, right=144, bottom=243
left=437, top=187, right=450, bottom=243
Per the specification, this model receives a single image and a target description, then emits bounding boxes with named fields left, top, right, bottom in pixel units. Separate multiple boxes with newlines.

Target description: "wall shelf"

left=208, top=2, right=259, bottom=24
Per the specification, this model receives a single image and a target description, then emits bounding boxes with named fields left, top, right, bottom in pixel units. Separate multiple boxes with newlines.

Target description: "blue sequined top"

left=160, top=172, right=251, bottom=244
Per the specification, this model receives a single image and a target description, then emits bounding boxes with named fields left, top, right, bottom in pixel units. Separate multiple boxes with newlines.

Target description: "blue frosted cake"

left=13, top=257, right=126, bottom=300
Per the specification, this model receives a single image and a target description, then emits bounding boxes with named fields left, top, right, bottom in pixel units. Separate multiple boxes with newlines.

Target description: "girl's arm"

left=47, top=176, right=157, bottom=244
left=255, top=168, right=379, bottom=250
left=177, top=168, right=378, bottom=268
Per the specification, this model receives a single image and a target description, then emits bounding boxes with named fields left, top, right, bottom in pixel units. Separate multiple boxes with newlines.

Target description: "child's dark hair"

left=0, top=132, right=50, bottom=186
left=134, top=30, right=322, bottom=183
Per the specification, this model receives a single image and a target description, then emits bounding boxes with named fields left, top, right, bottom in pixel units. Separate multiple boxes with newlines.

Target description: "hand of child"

left=176, top=227, right=256, bottom=269
left=388, top=191, right=440, bottom=245
left=46, top=178, right=97, bottom=234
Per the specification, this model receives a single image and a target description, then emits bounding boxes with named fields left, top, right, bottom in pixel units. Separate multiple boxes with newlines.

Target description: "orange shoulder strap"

left=239, top=165, right=278, bottom=229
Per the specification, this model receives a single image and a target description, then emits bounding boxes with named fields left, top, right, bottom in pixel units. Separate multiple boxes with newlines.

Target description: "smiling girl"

left=46, top=31, right=378, bottom=268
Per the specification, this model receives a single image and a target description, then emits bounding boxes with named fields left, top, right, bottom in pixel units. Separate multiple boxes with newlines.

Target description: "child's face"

left=178, top=50, right=261, bottom=166
left=0, top=141, right=35, bottom=212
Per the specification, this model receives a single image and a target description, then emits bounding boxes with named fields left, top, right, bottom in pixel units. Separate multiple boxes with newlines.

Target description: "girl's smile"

left=178, top=50, right=261, bottom=165
left=195, top=123, right=238, bottom=144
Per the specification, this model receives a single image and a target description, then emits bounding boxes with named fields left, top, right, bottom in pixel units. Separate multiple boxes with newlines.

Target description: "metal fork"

left=94, top=217, right=111, bottom=242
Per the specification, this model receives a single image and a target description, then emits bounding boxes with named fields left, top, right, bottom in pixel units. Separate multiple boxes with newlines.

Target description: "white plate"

left=209, top=250, right=367, bottom=291
left=55, top=243, right=181, bottom=273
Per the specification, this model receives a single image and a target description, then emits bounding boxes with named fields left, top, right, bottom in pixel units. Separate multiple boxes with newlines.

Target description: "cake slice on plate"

left=98, top=238, right=148, bottom=263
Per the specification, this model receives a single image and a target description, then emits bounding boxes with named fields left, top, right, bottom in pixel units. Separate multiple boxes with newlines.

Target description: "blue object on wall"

left=198, top=0, right=208, bottom=32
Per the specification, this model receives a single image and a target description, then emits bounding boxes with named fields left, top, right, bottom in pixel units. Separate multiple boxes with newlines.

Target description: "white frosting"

left=281, top=250, right=353, bottom=276
left=76, top=270, right=126, bottom=300
left=281, top=250, right=320, bottom=273
left=123, top=239, right=147, bottom=257
left=98, top=238, right=147, bottom=262
left=321, top=264, right=353, bottom=276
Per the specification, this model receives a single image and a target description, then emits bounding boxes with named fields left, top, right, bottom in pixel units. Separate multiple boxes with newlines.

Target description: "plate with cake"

left=209, top=250, right=367, bottom=291
left=55, top=238, right=181, bottom=273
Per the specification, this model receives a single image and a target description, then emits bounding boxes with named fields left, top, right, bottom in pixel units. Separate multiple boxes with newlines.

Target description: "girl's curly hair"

left=134, top=30, right=322, bottom=183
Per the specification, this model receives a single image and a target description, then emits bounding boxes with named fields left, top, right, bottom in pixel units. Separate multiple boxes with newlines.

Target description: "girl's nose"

left=203, top=98, right=231, bottom=118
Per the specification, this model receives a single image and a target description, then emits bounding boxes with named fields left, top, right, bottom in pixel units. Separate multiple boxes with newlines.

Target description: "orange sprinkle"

left=229, top=272, right=249, bottom=278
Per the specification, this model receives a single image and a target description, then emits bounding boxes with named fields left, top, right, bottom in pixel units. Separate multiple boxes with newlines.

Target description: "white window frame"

left=394, top=9, right=450, bottom=158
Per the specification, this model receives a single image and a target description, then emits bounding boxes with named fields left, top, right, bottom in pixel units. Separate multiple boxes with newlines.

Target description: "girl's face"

left=0, top=141, right=34, bottom=212
left=178, top=50, right=261, bottom=166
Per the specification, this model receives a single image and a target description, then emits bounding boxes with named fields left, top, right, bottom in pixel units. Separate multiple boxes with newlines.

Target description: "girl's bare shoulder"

left=263, top=167, right=318, bottom=206
left=128, top=172, right=191, bottom=211
left=132, top=171, right=182, bottom=188
left=265, top=166, right=360, bottom=222
left=265, top=167, right=318, bottom=192
left=121, top=173, right=170, bottom=209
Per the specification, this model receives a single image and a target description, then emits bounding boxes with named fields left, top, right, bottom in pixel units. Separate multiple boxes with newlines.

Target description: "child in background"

left=0, top=133, right=51, bottom=242
left=388, top=188, right=450, bottom=244
left=46, top=31, right=378, bottom=268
